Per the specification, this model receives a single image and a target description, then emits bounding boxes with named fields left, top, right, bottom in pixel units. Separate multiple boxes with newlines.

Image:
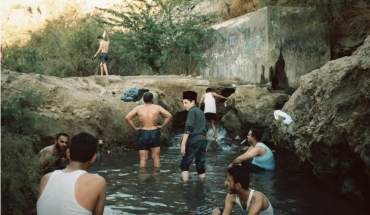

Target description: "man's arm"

left=248, top=197, right=264, bottom=215
left=222, top=194, right=236, bottom=215
left=229, top=147, right=263, bottom=167
left=106, top=34, right=110, bottom=43
left=181, top=109, right=195, bottom=155
left=125, top=107, right=140, bottom=131
left=93, top=177, right=107, bottom=215
left=198, top=94, right=205, bottom=109
left=214, top=93, right=228, bottom=100
left=94, top=43, right=102, bottom=58
left=37, top=173, right=52, bottom=199
left=158, top=107, right=172, bottom=129
left=38, top=149, right=53, bottom=168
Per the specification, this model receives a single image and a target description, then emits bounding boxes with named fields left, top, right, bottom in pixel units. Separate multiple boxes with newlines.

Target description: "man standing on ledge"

left=125, top=92, right=172, bottom=168
left=199, top=88, right=228, bottom=140
left=94, top=34, right=110, bottom=76
left=180, top=91, right=209, bottom=181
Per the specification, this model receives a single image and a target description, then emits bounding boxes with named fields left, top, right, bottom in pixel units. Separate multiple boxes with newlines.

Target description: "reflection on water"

left=90, top=146, right=367, bottom=215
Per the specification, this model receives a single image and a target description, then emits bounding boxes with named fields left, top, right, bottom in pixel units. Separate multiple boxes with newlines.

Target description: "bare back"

left=100, top=41, right=110, bottom=53
left=136, top=104, right=162, bottom=130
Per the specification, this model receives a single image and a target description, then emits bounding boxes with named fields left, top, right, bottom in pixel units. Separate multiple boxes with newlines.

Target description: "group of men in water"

left=36, top=86, right=276, bottom=214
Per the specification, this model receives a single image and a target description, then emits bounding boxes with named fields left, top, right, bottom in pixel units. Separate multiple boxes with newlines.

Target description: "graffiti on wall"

left=246, top=36, right=262, bottom=56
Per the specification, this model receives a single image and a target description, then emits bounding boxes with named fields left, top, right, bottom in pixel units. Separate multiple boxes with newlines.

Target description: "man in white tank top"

left=37, top=132, right=107, bottom=215
left=198, top=88, right=228, bottom=140
left=212, top=166, right=274, bottom=215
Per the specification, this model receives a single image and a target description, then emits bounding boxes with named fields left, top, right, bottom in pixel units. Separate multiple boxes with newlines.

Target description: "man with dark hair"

left=180, top=91, right=209, bottom=181
left=38, top=133, right=70, bottom=173
left=37, top=132, right=107, bottom=215
left=229, top=128, right=275, bottom=172
left=126, top=92, right=172, bottom=168
left=212, top=165, right=274, bottom=215
left=198, top=88, right=228, bottom=140
left=94, top=34, right=110, bottom=76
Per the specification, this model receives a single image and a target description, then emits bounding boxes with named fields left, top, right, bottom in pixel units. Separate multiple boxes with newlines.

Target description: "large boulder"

left=271, top=36, right=370, bottom=202
left=222, top=109, right=243, bottom=139
left=224, top=85, right=290, bottom=141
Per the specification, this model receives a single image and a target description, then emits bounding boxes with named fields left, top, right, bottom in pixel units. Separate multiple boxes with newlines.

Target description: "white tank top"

left=204, top=93, right=216, bottom=113
left=236, top=189, right=274, bottom=215
left=37, top=170, right=92, bottom=215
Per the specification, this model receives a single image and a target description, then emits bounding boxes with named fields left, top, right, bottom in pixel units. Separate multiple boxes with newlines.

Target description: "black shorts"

left=205, top=113, right=217, bottom=121
left=138, top=129, right=161, bottom=150
left=100, top=53, right=109, bottom=64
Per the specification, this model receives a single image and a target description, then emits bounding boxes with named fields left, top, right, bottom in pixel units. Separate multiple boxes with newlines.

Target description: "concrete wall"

left=199, top=6, right=330, bottom=91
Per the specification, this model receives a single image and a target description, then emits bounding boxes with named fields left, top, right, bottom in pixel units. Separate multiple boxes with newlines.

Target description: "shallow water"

left=90, top=144, right=367, bottom=215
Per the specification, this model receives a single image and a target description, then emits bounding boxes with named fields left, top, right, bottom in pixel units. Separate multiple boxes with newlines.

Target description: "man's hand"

left=157, top=125, right=163, bottom=129
left=229, top=163, right=233, bottom=167
left=106, top=34, right=109, bottom=38
left=240, top=146, right=250, bottom=151
left=135, top=127, right=141, bottom=132
left=1, top=59, right=4, bottom=64
left=181, top=145, right=186, bottom=156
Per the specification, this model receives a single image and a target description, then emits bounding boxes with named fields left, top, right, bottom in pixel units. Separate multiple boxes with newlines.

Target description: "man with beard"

left=37, top=132, right=106, bottom=215
left=38, top=133, right=69, bottom=173
left=229, top=128, right=275, bottom=173
left=212, top=166, right=274, bottom=215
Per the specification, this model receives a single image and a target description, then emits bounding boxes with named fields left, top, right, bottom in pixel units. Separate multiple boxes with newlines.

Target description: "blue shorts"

left=100, top=53, right=109, bottom=64
left=138, top=129, right=161, bottom=150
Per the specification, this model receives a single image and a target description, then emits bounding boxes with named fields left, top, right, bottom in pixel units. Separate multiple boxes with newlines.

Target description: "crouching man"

left=37, top=132, right=107, bottom=215
left=212, top=166, right=274, bottom=215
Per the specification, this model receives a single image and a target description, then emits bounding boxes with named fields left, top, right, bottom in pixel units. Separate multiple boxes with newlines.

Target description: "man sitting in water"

left=94, top=34, right=110, bottom=76
left=37, top=132, right=107, bottom=215
left=38, top=133, right=69, bottom=173
left=125, top=92, right=172, bottom=168
left=229, top=128, right=275, bottom=172
left=212, top=165, right=274, bottom=215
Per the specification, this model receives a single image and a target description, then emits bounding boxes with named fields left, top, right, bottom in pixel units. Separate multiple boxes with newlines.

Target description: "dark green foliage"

left=98, top=0, right=219, bottom=74
left=1, top=89, right=48, bottom=214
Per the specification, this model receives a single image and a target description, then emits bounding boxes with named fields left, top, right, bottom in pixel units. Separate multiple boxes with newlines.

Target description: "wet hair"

left=228, top=165, right=250, bottom=190
left=184, top=98, right=195, bottom=104
left=250, top=128, right=263, bottom=141
left=143, top=92, right=153, bottom=103
left=55, top=133, right=69, bottom=141
left=97, top=36, right=103, bottom=39
left=70, top=132, right=97, bottom=162
left=206, top=88, right=212, bottom=93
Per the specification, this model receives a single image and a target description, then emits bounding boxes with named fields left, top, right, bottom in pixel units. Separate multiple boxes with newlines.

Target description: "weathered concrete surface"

left=271, top=36, right=370, bottom=202
left=200, top=6, right=330, bottom=92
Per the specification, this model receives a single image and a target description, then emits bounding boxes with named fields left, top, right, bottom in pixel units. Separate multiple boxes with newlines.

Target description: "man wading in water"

left=199, top=88, right=228, bottom=140
left=125, top=92, right=172, bottom=168
left=180, top=91, right=209, bottom=181
left=94, top=34, right=110, bottom=76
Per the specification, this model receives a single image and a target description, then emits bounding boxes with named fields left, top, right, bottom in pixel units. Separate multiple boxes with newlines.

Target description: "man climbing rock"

left=180, top=91, right=209, bottom=181
left=94, top=34, right=110, bottom=76
left=125, top=92, right=172, bottom=168
left=199, top=88, right=228, bottom=140
left=38, top=133, right=69, bottom=174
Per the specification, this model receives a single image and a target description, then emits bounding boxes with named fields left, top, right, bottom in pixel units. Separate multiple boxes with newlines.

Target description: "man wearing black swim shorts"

left=94, top=34, right=110, bottom=76
left=125, top=92, right=172, bottom=168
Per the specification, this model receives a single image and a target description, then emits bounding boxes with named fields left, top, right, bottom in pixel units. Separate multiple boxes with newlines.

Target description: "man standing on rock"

left=38, top=133, right=69, bottom=174
left=180, top=91, right=209, bottom=181
left=199, top=88, right=228, bottom=140
left=94, top=34, right=110, bottom=76
left=229, top=128, right=275, bottom=172
left=125, top=92, right=172, bottom=168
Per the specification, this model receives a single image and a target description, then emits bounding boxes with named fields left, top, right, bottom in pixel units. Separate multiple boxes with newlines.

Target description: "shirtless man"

left=198, top=88, right=228, bottom=140
left=37, top=132, right=107, bottom=215
left=212, top=165, right=274, bottom=215
left=125, top=92, right=172, bottom=168
left=38, top=133, right=69, bottom=173
left=94, top=34, right=110, bottom=76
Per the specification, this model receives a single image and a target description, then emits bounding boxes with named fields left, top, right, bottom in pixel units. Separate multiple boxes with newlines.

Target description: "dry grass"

left=337, top=1, right=370, bottom=37
left=223, top=0, right=260, bottom=20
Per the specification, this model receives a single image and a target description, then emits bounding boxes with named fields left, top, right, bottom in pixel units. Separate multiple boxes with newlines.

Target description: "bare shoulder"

left=38, top=145, right=54, bottom=156
left=81, top=173, right=106, bottom=185
left=226, top=193, right=237, bottom=203
left=250, top=191, right=265, bottom=206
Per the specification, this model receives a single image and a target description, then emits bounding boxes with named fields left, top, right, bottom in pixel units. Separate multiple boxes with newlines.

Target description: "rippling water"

left=90, top=141, right=367, bottom=215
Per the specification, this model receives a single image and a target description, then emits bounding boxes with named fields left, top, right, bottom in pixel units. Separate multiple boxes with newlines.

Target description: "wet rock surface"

left=271, top=36, right=370, bottom=202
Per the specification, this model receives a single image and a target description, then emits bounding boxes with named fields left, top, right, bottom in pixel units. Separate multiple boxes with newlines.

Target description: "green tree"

left=98, top=0, right=219, bottom=73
